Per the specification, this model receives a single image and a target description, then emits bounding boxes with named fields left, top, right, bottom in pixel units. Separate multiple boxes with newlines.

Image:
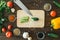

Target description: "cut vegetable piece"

left=31, top=17, right=39, bottom=21
left=20, top=16, right=29, bottom=23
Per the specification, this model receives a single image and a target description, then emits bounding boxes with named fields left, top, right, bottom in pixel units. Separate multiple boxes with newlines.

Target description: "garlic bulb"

left=28, top=37, right=32, bottom=40
left=23, top=32, right=29, bottom=39
left=11, top=8, right=15, bottom=13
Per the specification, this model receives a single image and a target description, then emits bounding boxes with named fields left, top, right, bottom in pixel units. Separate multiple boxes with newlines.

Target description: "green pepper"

left=31, top=17, right=39, bottom=21
left=48, top=33, right=59, bottom=38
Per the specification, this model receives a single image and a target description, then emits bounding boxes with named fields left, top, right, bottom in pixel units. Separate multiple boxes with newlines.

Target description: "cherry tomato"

left=2, top=28, right=6, bottom=32
left=7, top=1, right=13, bottom=8
left=6, top=31, right=12, bottom=38
left=8, top=25, right=12, bottom=30
left=50, top=11, right=56, bottom=17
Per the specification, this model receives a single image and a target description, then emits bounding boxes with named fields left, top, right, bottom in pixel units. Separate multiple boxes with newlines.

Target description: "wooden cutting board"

left=17, top=10, right=45, bottom=28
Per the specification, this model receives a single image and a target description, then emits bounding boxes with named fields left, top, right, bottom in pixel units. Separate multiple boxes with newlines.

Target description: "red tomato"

left=7, top=1, right=13, bottom=8
left=8, top=25, right=12, bottom=30
left=6, top=31, right=12, bottom=38
left=50, top=11, right=56, bottom=17
left=2, top=28, right=6, bottom=32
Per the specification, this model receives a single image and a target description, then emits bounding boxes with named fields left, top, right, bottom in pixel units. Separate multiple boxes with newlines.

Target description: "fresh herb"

left=0, top=0, right=10, bottom=34
left=0, top=0, right=11, bottom=13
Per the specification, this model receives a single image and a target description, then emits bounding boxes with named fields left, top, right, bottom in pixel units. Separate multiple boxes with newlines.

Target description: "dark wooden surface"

left=0, top=0, right=60, bottom=40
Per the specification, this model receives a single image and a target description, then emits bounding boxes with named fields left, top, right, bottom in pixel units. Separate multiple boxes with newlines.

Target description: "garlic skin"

left=11, top=8, right=15, bottom=13
left=23, top=32, right=29, bottom=39
left=28, top=37, right=32, bottom=40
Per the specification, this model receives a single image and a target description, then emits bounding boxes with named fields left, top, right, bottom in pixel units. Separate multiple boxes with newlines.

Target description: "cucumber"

left=31, top=17, right=39, bottom=21
left=48, top=33, right=59, bottom=38
left=53, top=1, right=60, bottom=8
left=20, top=16, right=29, bottom=23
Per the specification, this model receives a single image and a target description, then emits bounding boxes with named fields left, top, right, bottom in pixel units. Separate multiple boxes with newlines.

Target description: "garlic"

left=1, top=19, right=5, bottom=21
left=23, top=32, right=29, bottom=39
left=11, top=8, right=15, bottom=13
left=28, top=37, right=32, bottom=40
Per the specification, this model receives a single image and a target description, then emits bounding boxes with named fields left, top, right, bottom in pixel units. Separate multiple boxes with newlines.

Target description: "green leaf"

left=0, top=25, right=2, bottom=33
left=6, top=6, right=11, bottom=13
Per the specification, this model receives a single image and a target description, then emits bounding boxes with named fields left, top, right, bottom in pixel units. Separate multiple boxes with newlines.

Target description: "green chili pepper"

left=48, top=33, right=59, bottom=38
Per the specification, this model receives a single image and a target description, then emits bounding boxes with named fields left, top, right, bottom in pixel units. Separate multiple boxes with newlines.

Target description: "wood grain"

left=0, top=0, right=60, bottom=40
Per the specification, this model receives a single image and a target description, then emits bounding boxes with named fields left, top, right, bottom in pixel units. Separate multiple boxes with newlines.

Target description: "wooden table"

left=0, top=0, right=60, bottom=40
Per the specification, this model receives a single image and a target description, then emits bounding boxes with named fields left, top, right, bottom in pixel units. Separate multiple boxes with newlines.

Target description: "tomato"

left=7, top=1, right=13, bottom=8
left=50, top=11, right=56, bottom=17
left=8, top=25, right=12, bottom=30
left=2, top=28, right=6, bottom=32
left=6, top=31, right=12, bottom=38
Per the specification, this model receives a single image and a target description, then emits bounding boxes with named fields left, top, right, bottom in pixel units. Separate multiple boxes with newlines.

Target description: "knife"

left=13, top=0, right=33, bottom=16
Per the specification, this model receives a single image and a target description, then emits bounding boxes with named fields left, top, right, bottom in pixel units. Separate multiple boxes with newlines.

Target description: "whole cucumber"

left=53, top=1, right=60, bottom=8
left=48, top=33, right=59, bottom=38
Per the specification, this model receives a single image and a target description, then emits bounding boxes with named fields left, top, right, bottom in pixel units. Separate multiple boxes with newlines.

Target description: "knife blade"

left=13, top=0, right=33, bottom=16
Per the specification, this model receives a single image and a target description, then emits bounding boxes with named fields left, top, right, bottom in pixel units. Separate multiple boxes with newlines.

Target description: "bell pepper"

left=51, top=17, right=60, bottom=29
